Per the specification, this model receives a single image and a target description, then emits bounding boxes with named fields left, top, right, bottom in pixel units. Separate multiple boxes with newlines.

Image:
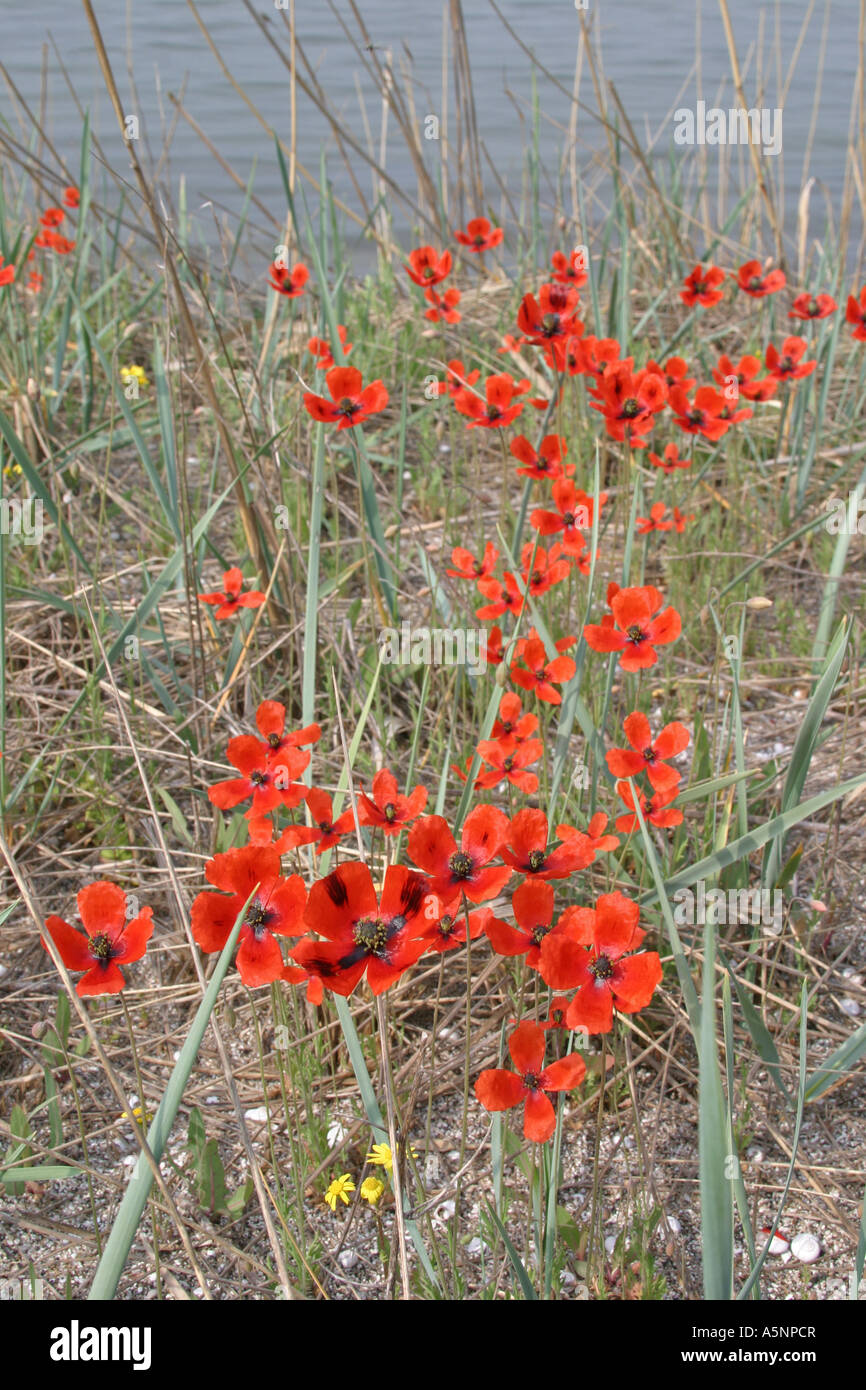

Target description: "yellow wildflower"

left=360, top=1177, right=385, bottom=1206
left=324, top=1174, right=355, bottom=1212
left=120, top=364, right=149, bottom=387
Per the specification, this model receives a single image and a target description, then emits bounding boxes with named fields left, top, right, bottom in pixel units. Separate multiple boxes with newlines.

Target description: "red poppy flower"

left=40, top=207, right=65, bottom=228
left=208, top=736, right=309, bottom=818
left=517, top=284, right=582, bottom=366
left=606, top=711, right=689, bottom=791
left=275, top=786, right=355, bottom=852
left=35, top=230, right=75, bottom=254
left=0, top=259, right=15, bottom=288
left=475, top=570, right=526, bottom=621
left=408, top=805, right=511, bottom=903
left=453, top=372, right=525, bottom=429
left=474, top=1020, right=586, bottom=1143
left=484, top=881, right=580, bottom=969
left=614, top=780, right=683, bottom=832
left=550, top=248, right=588, bottom=287
left=358, top=768, right=428, bottom=834
left=404, top=245, right=453, bottom=287
left=788, top=292, right=836, bottom=320
left=680, top=263, right=725, bottom=307
left=474, top=737, right=543, bottom=794
left=447, top=541, right=499, bottom=580
left=735, top=259, right=786, bottom=297
left=303, top=365, right=388, bottom=429
left=510, top=433, right=572, bottom=481
left=636, top=502, right=673, bottom=535
left=670, top=506, right=694, bottom=532
left=712, top=353, right=775, bottom=402
left=646, top=356, right=696, bottom=393
left=589, top=364, right=667, bottom=447
left=63, top=186, right=80, bottom=209
left=649, top=442, right=691, bottom=473
left=198, top=566, right=266, bottom=620
left=669, top=385, right=730, bottom=441
left=510, top=633, right=576, bottom=705
left=530, top=478, right=606, bottom=556
left=455, top=216, right=503, bottom=252
left=519, top=542, right=571, bottom=599
left=764, top=336, right=817, bottom=383
left=424, top=286, right=461, bottom=323
left=569, top=334, right=621, bottom=377
left=538, top=891, right=661, bottom=1035
left=26, top=271, right=43, bottom=293
left=268, top=261, right=309, bottom=297
left=584, top=583, right=681, bottom=672
left=582, top=812, right=620, bottom=853
left=491, top=692, right=539, bottom=749
left=253, top=700, right=321, bottom=767
left=42, top=882, right=154, bottom=997
left=291, top=861, right=436, bottom=996
left=497, top=332, right=528, bottom=355
left=191, top=846, right=306, bottom=988
left=434, top=359, right=481, bottom=398
left=480, top=626, right=505, bottom=666
left=540, top=997, right=573, bottom=1030
left=307, top=325, right=352, bottom=370
left=846, top=287, right=866, bottom=341
left=421, top=898, right=491, bottom=954
left=501, top=807, right=594, bottom=881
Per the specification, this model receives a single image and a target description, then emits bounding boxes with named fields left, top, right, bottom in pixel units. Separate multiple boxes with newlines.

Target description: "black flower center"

left=530, top=924, right=549, bottom=946
left=626, top=624, right=646, bottom=644
left=245, top=902, right=271, bottom=939
left=527, top=848, right=546, bottom=872
left=449, top=850, right=473, bottom=880
left=250, top=770, right=268, bottom=786
left=353, top=917, right=389, bottom=954
left=89, top=933, right=114, bottom=961
left=267, top=732, right=281, bottom=748
left=523, top=1071, right=540, bottom=1090
left=338, top=397, right=359, bottom=416
left=589, top=953, right=614, bottom=981
left=384, top=803, right=397, bottom=822
left=622, top=398, right=641, bottom=418
left=438, top=916, right=455, bottom=937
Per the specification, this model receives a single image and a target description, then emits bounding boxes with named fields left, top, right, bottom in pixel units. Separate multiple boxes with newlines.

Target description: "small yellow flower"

left=3, top=462, right=22, bottom=479
left=360, top=1177, right=385, bottom=1206
left=120, top=1105, right=153, bottom=1125
left=324, top=1174, right=355, bottom=1212
left=365, top=1141, right=417, bottom=1174
left=120, top=364, right=149, bottom=387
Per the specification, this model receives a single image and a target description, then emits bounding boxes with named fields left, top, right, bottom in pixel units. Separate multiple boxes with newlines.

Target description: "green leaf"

left=804, top=1016, right=866, bottom=1103
left=698, top=915, right=733, bottom=1300
left=484, top=1199, right=538, bottom=1300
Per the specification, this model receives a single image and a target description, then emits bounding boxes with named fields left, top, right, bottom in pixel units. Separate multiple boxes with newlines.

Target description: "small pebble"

left=661, top=1215, right=682, bottom=1235
left=791, top=1233, right=822, bottom=1263
left=434, top=1199, right=456, bottom=1222
left=337, top=1250, right=358, bottom=1271
left=465, top=1237, right=489, bottom=1256
left=244, top=1107, right=269, bottom=1123
left=747, top=1147, right=765, bottom=1164
left=840, top=998, right=862, bottom=1017
left=781, top=1250, right=793, bottom=1264
left=205, top=1095, right=220, bottom=1105
left=560, top=1270, right=577, bottom=1288
left=0, top=963, right=8, bottom=977
left=768, top=1235, right=789, bottom=1256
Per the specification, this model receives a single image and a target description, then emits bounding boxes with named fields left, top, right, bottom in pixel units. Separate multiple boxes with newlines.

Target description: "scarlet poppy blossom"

left=303, top=365, right=388, bottom=429
left=447, top=541, right=499, bottom=581
left=424, top=286, right=461, bottom=323
left=27, top=271, right=43, bottom=293
left=475, top=570, right=526, bottom=621
left=764, top=336, right=817, bottom=383
left=649, top=442, right=691, bottom=473
left=538, top=891, right=661, bottom=1035
left=63, top=186, right=80, bottom=209
left=510, top=633, right=576, bottom=705
left=712, top=353, right=775, bottom=403
left=474, top=736, right=543, bottom=794
left=636, top=502, right=673, bottom=535
left=614, top=779, right=683, bottom=832
left=307, top=325, right=352, bottom=370
left=274, top=786, right=355, bottom=853
left=198, top=566, right=266, bottom=620
left=40, top=207, right=65, bottom=228
left=606, top=711, right=689, bottom=791
left=408, top=805, right=510, bottom=903
left=192, top=846, right=306, bottom=988
left=589, top=364, right=667, bottom=447
left=519, top=542, right=571, bottom=599
left=550, top=248, right=589, bottom=287
left=846, top=286, right=866, bottom=341
left=433, top=359, right=481, bottom=398
left=540, top=997, right=573, bottom=1030
left=735, top=259, right=786, bottom=297
left=480, top=625, right=505, bottom=666
left=568, top=334, right=621, bottom=377
left=669, top=385, right=730, bottom=441
left=646, top=356, right=696, bottom=393
left=0, top=259, right=14, bottom=288
left=584, top=583, right=681, bottom=672
left=484, top=881, right=584, bottom=970
left=501, top=807, right=594, bottom=881
left=670, top=506, right=694, bottom=532
left=474, top=1020, right=586, bottom=1143
left=680, top=263, right=725, bottom=308
left=421, top=898, right=491, bottom=955
left=453, top=372, right=525, bottom=429
left=510, top=433, right=572, bottom=481
left=530, top=478, right=606, bottom=556
left=491, top=692, right=539, bottom=750
left=43, top=882, right=154, bottom=997
left=404, top=245, right=453, bottom=287
left=35, top=230, right=75, bottom=254
left=253, top=700, right=321, bottom=767
left=580, top=812, right=620, bottom=853
left=517, top=284, right=582, bottom=367
left=497, top=332, right=528, bottom=355
left=268, top=261, right=309, bottom=297
left=358, top=768, right=427, bottom=835
left=788, top=292, right=836, bottom=320
left=208, top=735, right=309, bottom=818
left=292, top=862, right=436, bottom=996
left=455, top=216, right=503, bottom=252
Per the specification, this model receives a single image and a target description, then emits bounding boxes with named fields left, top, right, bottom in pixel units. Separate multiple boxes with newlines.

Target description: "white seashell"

left=791, top=1233, right=821, bottom=1263
left=768, top=1235, right=789, bottom=1255
left=434, top=1199, right=456, bottom=1222
left=661, top=1214, right=682, bottom=1235
left=244, top=1106, right=269, bottom=1123
left=604, top=1235, right=618, bottom=1254
left=337, top=1250, right=358, bottom=1271
left=327, top=1120, right=347, bottom=1148
left=840, top=998, right=862, bottom=1017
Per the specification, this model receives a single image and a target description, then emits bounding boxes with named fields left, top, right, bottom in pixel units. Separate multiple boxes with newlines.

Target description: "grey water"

left=2, top=0, right=863, bottom=274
